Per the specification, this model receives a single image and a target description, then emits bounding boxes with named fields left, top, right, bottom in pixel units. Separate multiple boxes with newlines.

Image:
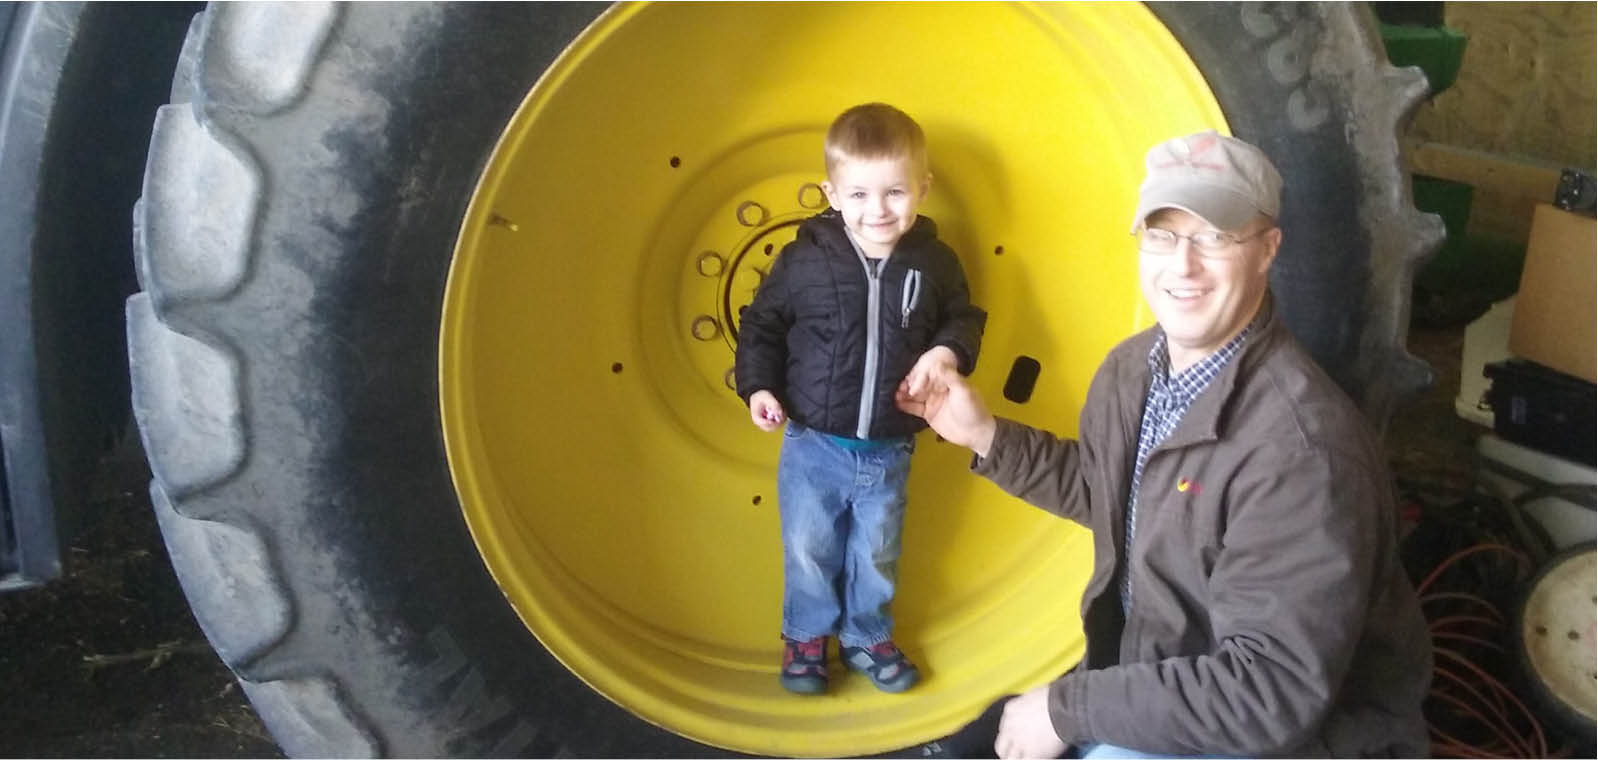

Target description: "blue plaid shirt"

left=1120, top=325, right=1255, bottom=613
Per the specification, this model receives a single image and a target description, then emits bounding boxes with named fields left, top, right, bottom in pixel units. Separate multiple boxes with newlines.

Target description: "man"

left=897, top=131, right=1432, bottom=758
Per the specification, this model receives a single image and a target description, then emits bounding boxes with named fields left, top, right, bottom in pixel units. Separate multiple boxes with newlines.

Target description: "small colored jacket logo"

left=1177, top=478, right=1201, bottom=494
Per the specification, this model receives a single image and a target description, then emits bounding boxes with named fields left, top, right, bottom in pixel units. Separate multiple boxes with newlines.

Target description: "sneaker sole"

left=846, top=662, right=920, bottom=693
left=779, top=674, right=828, bottom=694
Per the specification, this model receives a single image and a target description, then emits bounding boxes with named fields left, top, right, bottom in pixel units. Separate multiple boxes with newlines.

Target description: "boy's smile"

left=821, top=156, right=930, bottom=258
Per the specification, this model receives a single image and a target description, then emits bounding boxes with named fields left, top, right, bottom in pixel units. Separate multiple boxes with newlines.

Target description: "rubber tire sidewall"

left=1153, top=1, right=1435, bottom=426
left=135, top=4, right=714, bottom=757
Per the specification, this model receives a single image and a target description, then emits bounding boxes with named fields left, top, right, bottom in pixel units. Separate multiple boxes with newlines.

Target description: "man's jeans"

left=777, top=422, right=913, bottom=647
left=1080, top=743, right=1234, bottom=759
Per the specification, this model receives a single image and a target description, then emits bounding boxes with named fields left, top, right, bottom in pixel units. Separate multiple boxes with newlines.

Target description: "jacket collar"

left=801, top=208, right=938, bottom=257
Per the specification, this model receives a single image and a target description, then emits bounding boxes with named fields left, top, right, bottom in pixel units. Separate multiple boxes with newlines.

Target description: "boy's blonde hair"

left=824, top=103, right=928, bottom=178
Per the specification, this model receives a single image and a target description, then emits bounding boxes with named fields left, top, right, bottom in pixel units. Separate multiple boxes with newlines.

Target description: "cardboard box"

left=1509, top=204, right=1596, bottom=382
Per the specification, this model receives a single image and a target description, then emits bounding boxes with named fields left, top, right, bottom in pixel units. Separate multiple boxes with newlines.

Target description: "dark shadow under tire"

left=127, top=3, right=1438, bottom=756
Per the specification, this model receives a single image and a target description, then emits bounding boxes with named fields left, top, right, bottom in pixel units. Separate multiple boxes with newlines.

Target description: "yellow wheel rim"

left=441, top=3, right=1225, bottom=755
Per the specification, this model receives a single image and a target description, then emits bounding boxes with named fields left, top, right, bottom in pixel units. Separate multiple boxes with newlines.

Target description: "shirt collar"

left=1146, top=311, right=1263, bottom=400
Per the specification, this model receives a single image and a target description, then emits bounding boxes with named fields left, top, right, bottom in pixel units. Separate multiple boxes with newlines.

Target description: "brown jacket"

left=973, top=301, right=1431, bottom=757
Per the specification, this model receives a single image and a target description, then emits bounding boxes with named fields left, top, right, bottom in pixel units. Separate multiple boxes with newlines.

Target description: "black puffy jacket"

left=735, top=210, right=986, bottom=440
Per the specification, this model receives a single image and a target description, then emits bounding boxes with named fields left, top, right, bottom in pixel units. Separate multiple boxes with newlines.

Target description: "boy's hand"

left=902, top=345, right=959, bottom=398
left=748, top=390, right=786, bottom=432
left=894, top=366, right=997, bottom=458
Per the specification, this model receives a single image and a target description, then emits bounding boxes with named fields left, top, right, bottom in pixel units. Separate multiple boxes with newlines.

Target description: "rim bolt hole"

left=696, top=251, right=725, bottom=277
left=797, top=182, right=826, bottom=209
left=691, top=315, right=722, bottom=341
left=736, top=201, right=769, bottom=228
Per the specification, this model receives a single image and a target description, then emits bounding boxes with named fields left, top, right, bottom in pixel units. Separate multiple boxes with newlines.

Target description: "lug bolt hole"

left=994, top=245, right=1005, bottom=256
left=611, top=362, right=624, bottom=374
left=669, top=156, right=681, bottom=168
left=797, top=182, right=826, bottom=209
left=696, top=251, right=725, bottom=277
left=752, top=495, right=763, bottom=505
left=736, top=200, right=769, bottom=227
left=691, top=315, right=722, bottom=341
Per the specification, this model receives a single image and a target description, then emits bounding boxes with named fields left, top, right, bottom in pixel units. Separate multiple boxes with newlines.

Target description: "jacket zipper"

left=847, top=230, right=885, bottom=439
left=900, top=269, right=922, bottom=328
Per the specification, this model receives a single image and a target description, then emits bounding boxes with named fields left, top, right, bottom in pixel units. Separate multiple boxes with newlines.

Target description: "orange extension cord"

left=1417, top=543, right=1561, bottom=759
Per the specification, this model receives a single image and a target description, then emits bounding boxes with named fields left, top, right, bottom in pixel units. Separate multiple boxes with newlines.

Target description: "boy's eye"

left=849, top=191, right=867, bottom=200
left=887, top=188, right=905, bottom=197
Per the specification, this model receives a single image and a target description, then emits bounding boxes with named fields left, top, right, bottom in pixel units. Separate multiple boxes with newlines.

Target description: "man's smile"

left=1162, top=286, right=1210, bottom=301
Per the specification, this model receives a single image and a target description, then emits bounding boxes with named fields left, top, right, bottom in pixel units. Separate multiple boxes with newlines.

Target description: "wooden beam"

left=1405, top=140, right=1566, bottom=202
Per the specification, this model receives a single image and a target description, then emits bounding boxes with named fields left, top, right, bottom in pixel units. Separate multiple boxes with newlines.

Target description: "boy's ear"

left=820, top=180, right=841, bottom=211
left=921, top=172, right=933, bottom=198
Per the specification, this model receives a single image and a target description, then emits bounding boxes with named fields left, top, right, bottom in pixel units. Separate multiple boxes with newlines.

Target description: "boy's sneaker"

left=779, top=636, right=828, bottom=694
left=841, top=640, right=920, bottom=693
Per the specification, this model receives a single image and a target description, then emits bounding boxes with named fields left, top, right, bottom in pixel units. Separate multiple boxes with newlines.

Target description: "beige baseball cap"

left=1130, top=130, right=1283, bottom=233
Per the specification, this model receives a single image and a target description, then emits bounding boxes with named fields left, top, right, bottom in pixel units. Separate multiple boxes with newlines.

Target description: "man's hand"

left=748, top=390, right=786, bottom=432
left=995, top=684, right=1067, bottom=760
left=894, top=363, right=997, bottom=457
left=902, top=345, right=959, bottom=398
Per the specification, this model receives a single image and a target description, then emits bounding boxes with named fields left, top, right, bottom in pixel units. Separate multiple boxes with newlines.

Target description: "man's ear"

left=820, top=180, right=840, bottom=211
left=1257, top=226, right=1283, bottom=273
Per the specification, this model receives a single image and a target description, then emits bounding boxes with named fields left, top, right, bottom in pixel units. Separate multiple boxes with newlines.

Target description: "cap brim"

left=1129, top=183, right=1261, bottom=233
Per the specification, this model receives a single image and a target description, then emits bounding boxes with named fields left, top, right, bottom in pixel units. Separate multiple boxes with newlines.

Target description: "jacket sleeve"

left=929, top=246, right=986, bottom=375
left=970, top=417, right=1095, bottom=527
left=733, top=244, right=795, bottom=404
left=1044, top=443, right=1386, bottom=756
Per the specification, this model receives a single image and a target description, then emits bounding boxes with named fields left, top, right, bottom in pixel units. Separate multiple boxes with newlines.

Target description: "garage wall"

left=1406, top=2, right=1596, bottom=244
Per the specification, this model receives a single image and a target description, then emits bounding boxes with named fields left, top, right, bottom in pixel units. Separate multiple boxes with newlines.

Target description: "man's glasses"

left=1136, top=226, right=1270, bottom=258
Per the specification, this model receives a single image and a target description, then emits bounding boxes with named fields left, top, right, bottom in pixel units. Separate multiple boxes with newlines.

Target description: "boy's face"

left=821, top=155, right=930, bottom=257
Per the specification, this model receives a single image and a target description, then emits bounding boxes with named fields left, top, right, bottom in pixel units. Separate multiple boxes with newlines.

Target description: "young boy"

left=735, top=103, right=986, bottom=695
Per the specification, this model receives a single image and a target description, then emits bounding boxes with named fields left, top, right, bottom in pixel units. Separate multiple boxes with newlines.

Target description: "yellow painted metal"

left=441, top=2, right=1226, bottom=755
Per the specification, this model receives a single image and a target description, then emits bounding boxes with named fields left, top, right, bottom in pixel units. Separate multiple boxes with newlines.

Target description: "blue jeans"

left=777, top=422, right=914, bottom=647
left=1080, top=743, right=1235, bottom=759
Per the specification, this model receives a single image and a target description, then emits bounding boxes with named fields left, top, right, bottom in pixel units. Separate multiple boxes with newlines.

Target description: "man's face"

left=1137, top=208, right=1281, bottom=370
left=822, top=155, right=929, bottom=257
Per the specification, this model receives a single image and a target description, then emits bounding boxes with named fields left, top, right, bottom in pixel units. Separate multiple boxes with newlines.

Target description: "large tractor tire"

left=128, top=3, right=1440, bottom=756
left=0, top=1, right=194, bottom=586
